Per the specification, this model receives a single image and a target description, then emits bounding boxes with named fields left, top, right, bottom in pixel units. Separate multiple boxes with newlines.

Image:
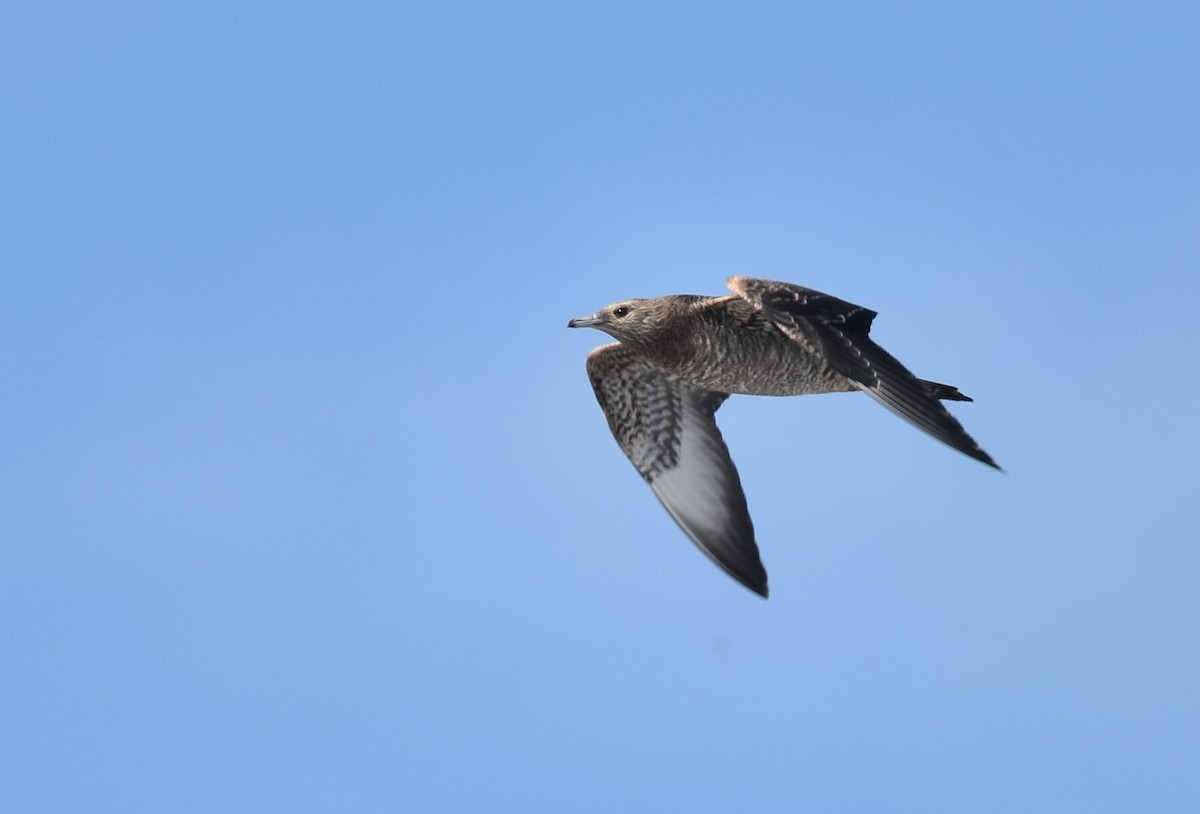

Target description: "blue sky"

left=3, top=2, right=1198, bottom=811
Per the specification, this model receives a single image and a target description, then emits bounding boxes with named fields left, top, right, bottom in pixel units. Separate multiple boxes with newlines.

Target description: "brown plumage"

left=568, top=276, right=1000, bottom=597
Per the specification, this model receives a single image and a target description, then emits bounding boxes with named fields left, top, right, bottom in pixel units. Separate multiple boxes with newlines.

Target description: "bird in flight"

left=568, top=276, right=999, bottom=598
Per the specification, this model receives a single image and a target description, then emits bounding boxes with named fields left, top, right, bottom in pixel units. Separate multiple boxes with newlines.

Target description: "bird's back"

left=662, top=296, right=855, bottom=397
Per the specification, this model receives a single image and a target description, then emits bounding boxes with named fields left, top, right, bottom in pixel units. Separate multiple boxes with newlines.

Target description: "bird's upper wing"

left=585, top=343, right=768, bottom=596
left=728, top=276, right=999, bottom=469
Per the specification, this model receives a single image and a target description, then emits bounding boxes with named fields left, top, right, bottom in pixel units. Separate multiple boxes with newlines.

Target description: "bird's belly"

left=675, top=344, right=854, bottom=396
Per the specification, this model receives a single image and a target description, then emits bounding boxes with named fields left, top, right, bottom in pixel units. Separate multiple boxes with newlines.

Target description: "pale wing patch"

left=585, top=343, right=768, bottom=596
left=647, top=393, right=765, bottom=596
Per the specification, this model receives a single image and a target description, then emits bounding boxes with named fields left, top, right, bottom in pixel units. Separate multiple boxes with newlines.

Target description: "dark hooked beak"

left=567, top=314, right=602, bottom=328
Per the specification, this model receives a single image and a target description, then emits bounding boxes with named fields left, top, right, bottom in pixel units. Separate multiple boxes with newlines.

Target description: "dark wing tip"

left=974, top=449, right=1004, bottom=471
left=961, top=446, right=1002, bottom=470
left=713, top=552, right=769, bottom=597
left=693, top=532, right=768, bottom=597
left=684, top=537, right=768, bottom=596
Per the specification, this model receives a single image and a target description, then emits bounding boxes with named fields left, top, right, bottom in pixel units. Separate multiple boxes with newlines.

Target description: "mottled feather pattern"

left=584, top=343, right=765, bottom=594
left=570, top=276, right=999, bottom=596
left=588, top=345, right=680, bottom=480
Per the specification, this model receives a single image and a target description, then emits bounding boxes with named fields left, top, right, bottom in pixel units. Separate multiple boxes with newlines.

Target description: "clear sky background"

left=3, top=2, right=1198, bottom=811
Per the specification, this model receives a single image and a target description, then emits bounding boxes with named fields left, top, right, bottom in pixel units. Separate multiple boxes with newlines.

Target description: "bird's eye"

left=613, top=306, right=630, bottom=318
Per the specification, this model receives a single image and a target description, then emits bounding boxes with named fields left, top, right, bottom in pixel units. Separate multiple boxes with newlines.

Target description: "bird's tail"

left=921, top=379, right=973, bottom=402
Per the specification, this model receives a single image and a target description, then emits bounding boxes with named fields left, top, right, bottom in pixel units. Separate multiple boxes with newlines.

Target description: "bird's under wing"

left=585, top=343, right=769, bottom=596
left=728, top=276, right=999, bottom=469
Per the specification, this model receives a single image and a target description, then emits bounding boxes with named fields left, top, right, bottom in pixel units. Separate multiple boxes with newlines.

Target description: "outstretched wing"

left=728, top=276, right=1000, bottom=469
left=585, top=343, right=768, bottom=596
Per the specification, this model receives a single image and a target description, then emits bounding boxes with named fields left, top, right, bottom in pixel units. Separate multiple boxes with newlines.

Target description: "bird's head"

left=567, top=299, right=669, bottom=347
